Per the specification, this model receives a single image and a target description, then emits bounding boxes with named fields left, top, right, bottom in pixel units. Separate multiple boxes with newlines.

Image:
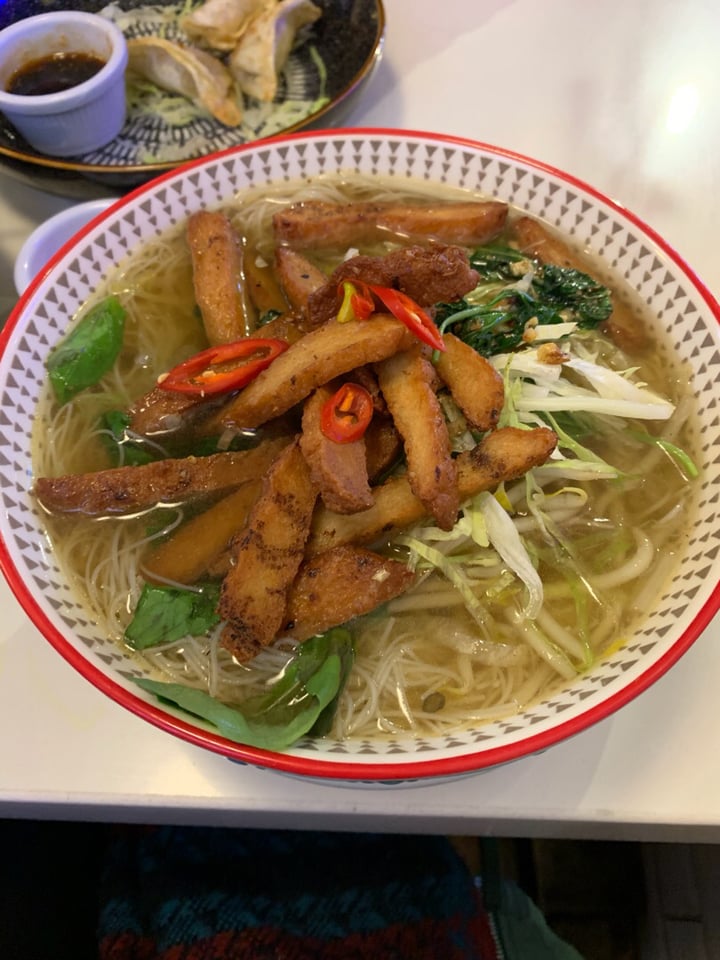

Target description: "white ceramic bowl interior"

left=1, top=130, right=719, bottom=783
left=14, top=198, right=117, bottom=295
left=0, top=11, right=128, bottom=156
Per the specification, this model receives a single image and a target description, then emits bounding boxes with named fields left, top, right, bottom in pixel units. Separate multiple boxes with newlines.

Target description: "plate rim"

left=0, top=0, right=386, bottom=179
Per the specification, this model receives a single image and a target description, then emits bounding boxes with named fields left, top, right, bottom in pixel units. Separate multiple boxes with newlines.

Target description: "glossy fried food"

left=283, top=545, right=416, bottom=641
left=306, top=426, right=558, bottom=555
left=306, top=245, right=480, bottom=328
left=187, top=210, right=250, bottom=343
left=128, top=383, right=226, bottom=438
left=434, top=333, right=505, bottom=432
left=243, top=246, right=289, bottom=316
left=219, top=440, right=318, bottom=661
left=33, top=442, right=286, bottom=517
left=127, top=37, right=242, bottom=127
left=142, top=478, right=264, bottom=585
left=128, top=317, right=303, bottom=439
left=275, top=246, right=326, bottom=322
left=202, top=315, right=415, bottom=432
left=375, top=345, right=459, bottom=530
left=513, top=216, right=649, bottom=353
left=272, top=199, right=508, bottom=250
left=299, top=383, right=374, bottom=514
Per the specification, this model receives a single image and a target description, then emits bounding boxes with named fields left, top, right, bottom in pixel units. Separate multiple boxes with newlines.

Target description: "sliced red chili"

left=320, top=382, right=374, bottom=444
left=336, top=280, right=375, bottom=323
left=368, top=284, right=445, bottom=352
left=158, top=337, right=288, bottom=396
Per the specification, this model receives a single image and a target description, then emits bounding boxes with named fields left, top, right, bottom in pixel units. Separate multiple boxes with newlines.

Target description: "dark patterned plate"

left=0, top=0, right=384, bottom=193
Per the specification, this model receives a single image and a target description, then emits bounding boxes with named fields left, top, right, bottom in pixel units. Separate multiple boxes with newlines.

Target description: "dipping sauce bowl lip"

left=0, top=11, right=128, bottom=112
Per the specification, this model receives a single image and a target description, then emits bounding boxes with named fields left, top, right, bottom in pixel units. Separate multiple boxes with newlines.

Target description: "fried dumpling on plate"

left=181, top=0, right=268, bottom=52
left=127, top=37, right=243, bottom=127
left=229, top=0, right=322, bottom=102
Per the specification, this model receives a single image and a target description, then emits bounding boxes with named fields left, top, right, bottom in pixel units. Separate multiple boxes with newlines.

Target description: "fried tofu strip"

left=143, top=478, right=264, bottom=585
left=300, top=384, right=373, bottom=514
left=275, top=246, right=326, bottom=320
left=375, top=345, right=459, bottom=531
left=187, top=210, right=251, bottom=344
left=364, top=416, right=402, bottom=480
left=128, top=320, right=302, bottom=438
left=203, top=315, right=415, bottom=433
left=513, top=216, right=649, bottom=353
left=376, top=200, right=508, bottom=246
left=34, top=440, right=287, bottom=517
left=219, top=440, right=318, bottom=662
left=128, top=385, right=226, bottom=438
left=434, top=333, right=505, bottom=432
left=273, top=199, right=508, bottom=250
left=307, top=244, right=479, bottom=328
left=283, top=545, right=416, bottom=641
left=243, top=245, right=289, bottom=316
left=306, top=426, right=557, bottom=555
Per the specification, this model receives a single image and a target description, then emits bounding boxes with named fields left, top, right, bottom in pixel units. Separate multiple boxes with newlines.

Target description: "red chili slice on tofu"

left=320, top=382, right=374, bottom=443
left=158, top=338, right=288, bottom=396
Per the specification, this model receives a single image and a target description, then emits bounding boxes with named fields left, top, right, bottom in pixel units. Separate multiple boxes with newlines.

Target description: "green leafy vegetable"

left=435, top=243, right=612, bottom=357
left=134, top=628, right=354, bottom=750
left=46, top=296, right=125, bottom=404
left=125, top=582, right=221, bottom=650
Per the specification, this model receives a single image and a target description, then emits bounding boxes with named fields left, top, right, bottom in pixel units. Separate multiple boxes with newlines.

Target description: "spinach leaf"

left=134, top=628, right=354, bottom=751
left=437, top=244, right=613, bottom=357
left=46, top=296, right=125, bottom=405
left=534, top=264, right=613, bottom=327
left=125, top=582, right=221, bottom=650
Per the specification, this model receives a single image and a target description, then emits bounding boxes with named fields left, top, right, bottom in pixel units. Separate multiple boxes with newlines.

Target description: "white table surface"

left=1, top=0, right=719, bottom=842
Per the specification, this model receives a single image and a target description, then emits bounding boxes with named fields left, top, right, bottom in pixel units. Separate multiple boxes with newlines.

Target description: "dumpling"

left=229, top=0, right=322, bottom=102
left=181, top=0, right=268, bottom=53
left=127, top=37, right=243, bottom=126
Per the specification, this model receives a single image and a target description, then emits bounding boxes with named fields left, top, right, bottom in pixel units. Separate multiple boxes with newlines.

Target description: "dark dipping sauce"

left=6, top=52, right=106, bottom=96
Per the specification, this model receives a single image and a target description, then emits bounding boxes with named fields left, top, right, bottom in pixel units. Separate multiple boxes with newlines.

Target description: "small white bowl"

left=14, top=198, right=117, bottom=295
left=0, top=11, right=128, bottom=157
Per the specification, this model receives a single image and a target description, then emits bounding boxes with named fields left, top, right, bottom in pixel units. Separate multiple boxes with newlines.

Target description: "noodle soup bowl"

left=1, top=129, right=719, bottom=784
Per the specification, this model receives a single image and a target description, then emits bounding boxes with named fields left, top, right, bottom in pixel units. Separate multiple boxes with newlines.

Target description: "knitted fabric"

left=97, top=826, right=501, bottom=960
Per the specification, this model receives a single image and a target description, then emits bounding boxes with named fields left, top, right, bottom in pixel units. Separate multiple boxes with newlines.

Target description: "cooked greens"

left=125, top=582, right=221, bottom=650
left=46, top=296, right=125, bottom=405
left=435, top=243, right=613, bottom=356
left=134, top=628, right=354, bottom=750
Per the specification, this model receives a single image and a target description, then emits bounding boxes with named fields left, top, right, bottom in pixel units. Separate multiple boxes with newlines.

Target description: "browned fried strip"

left=275, top=247, right=327, bottom=320
left=219, top=440, right=318, bottom=662
left=376, top=200, right=508, bottom=246
left=187, top=210, right=251, bottom=344
left=364, top=416, right=402, bottom=480
left=128, top=321, right=303, bottom=438
left=202, top=315, right=415, bottom=433
left=513, top=216, right=649, bottom=353
left=434, top=333, right=505, bottom=432
left=128, top=385, right=226, bottom=439
left=307, top=245, right=479, bottom=328
left=34, top=440, right=287, bottom=517
left=273, top=200, right=383, bottom=250
left=272, top=199, right=508, bottom=250
left=243, top=245, right=288, bottom=316
left=283, top=545, right=416, bottom=641
left=142, top=478, right=264, bottom=585
left=375, top=345, right=459, bottom=530
left=306, top=426, right=557, bottom=555
left=299, top=384, right=373, bottom=514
